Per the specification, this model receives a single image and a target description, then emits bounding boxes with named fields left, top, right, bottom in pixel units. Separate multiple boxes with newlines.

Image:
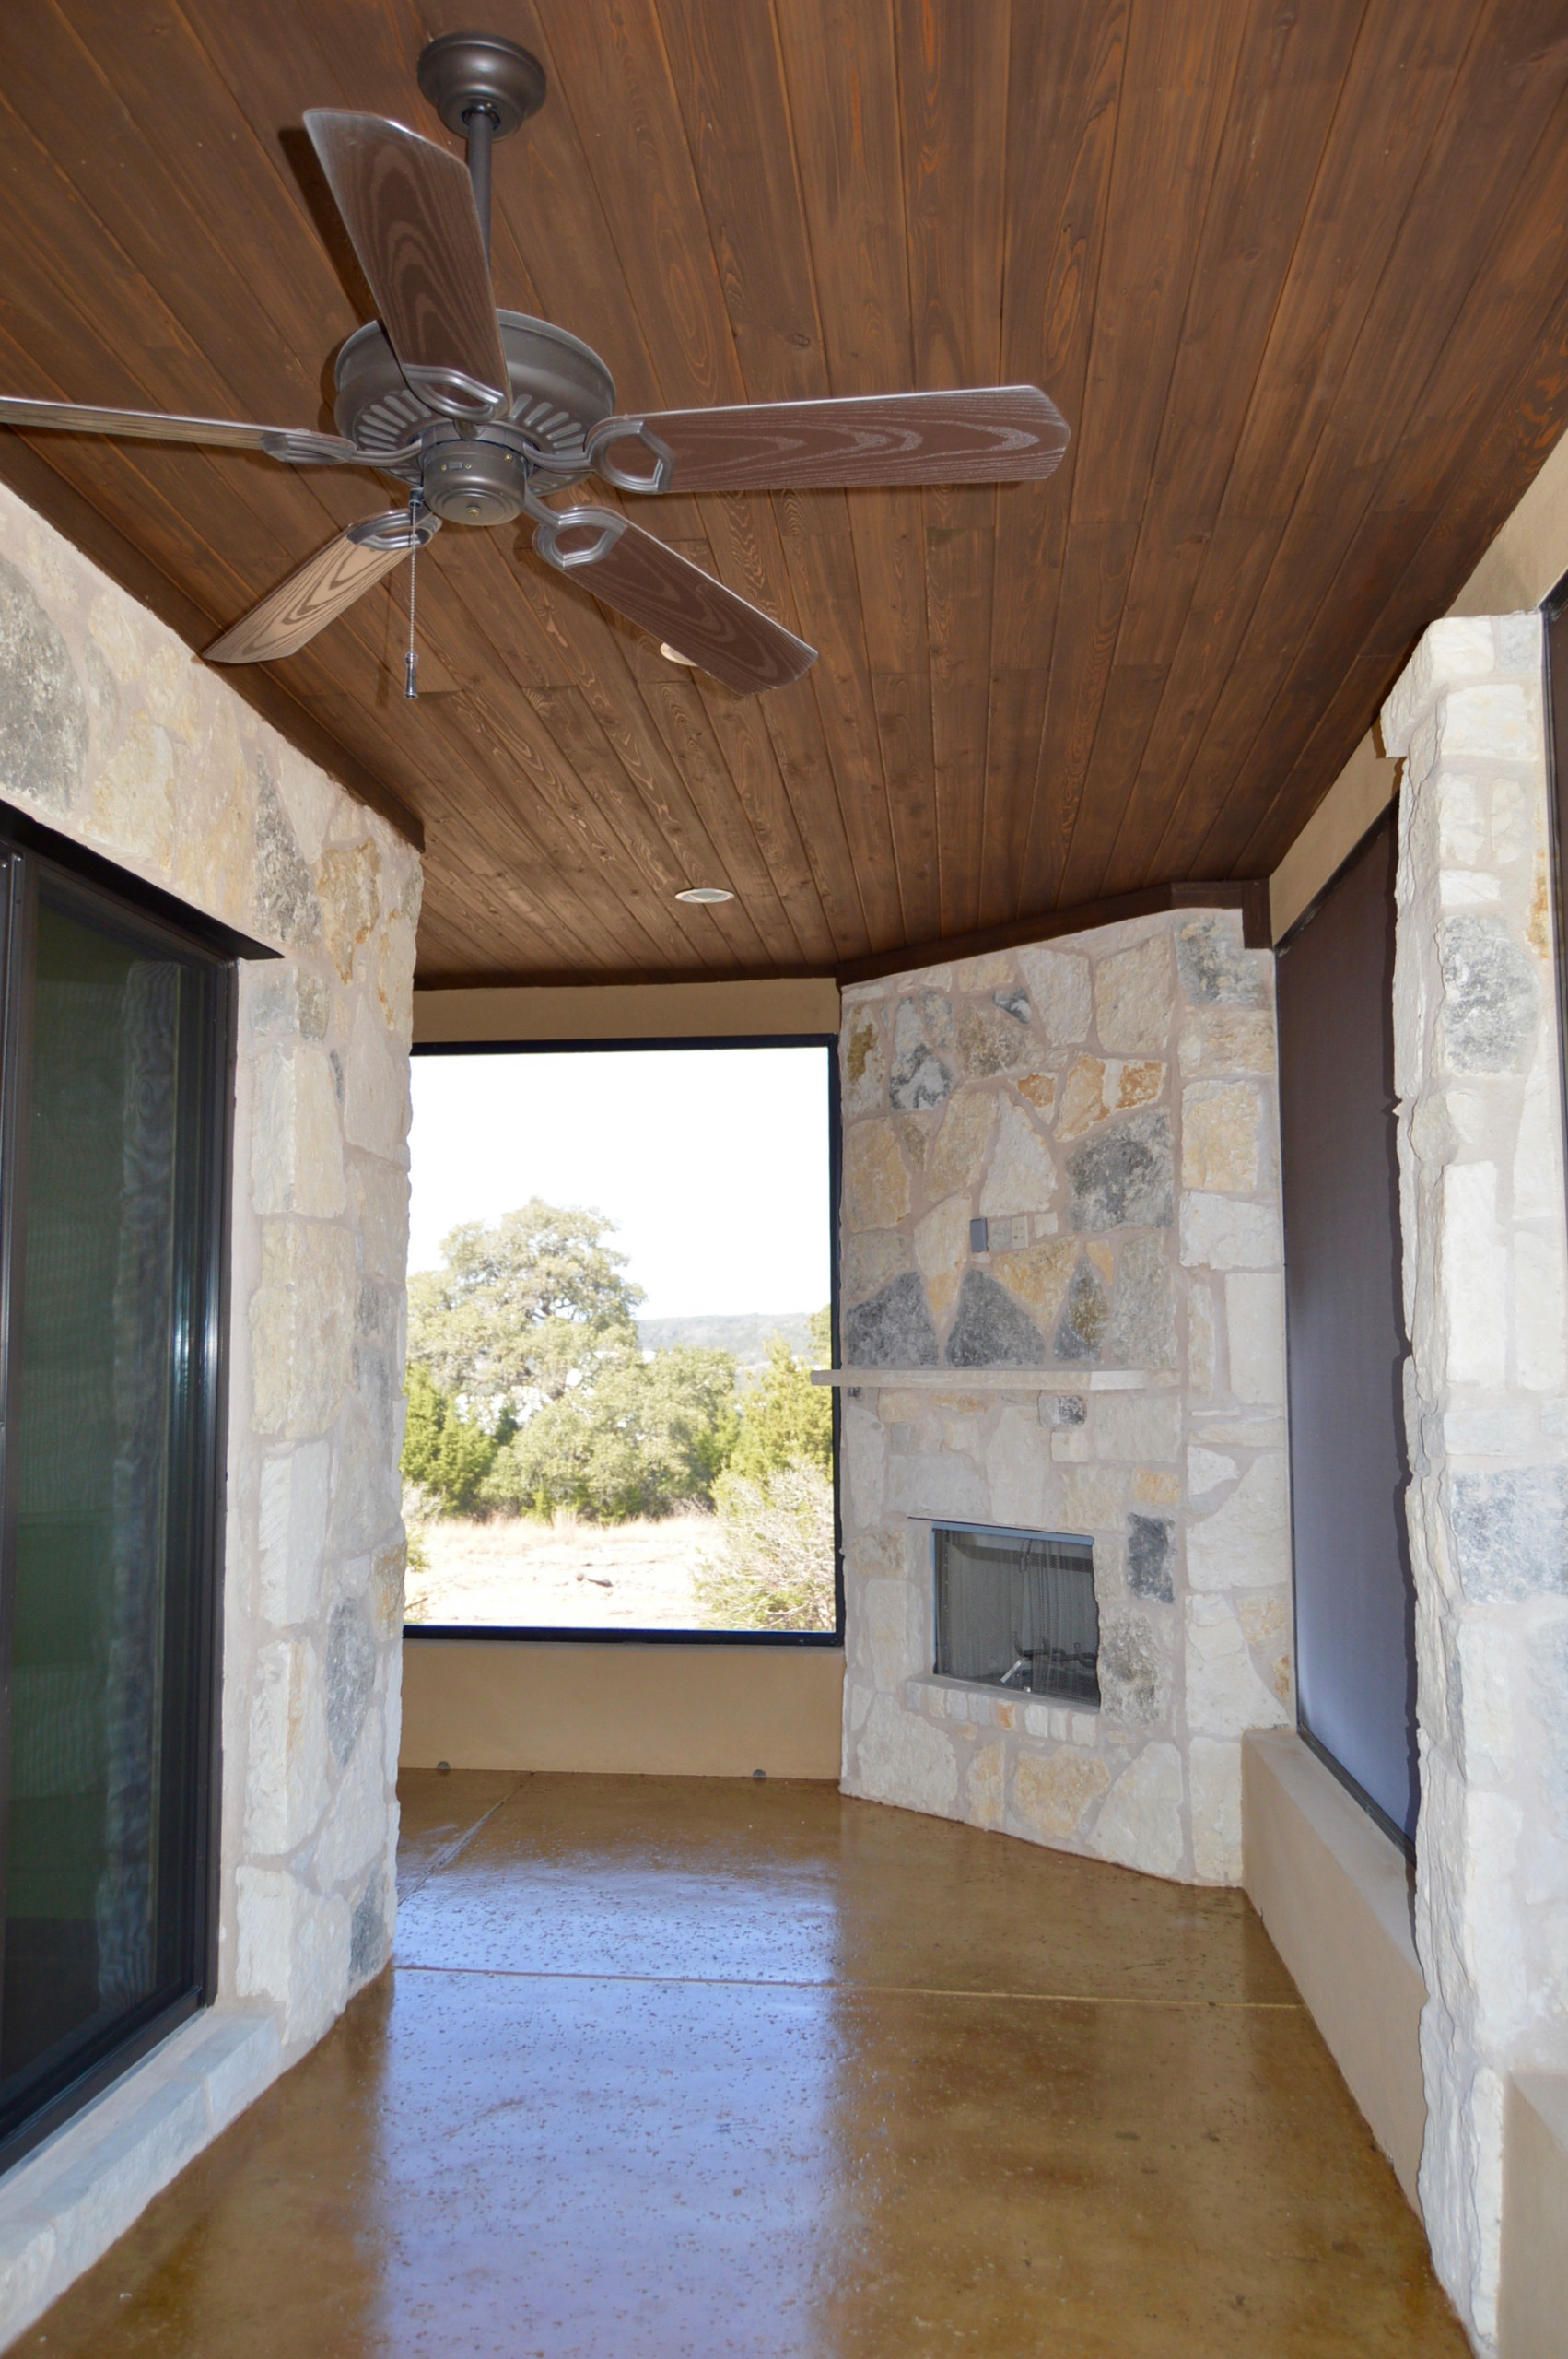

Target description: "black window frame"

left=404, top=1032, right=844, bottom=1649
left=0, top=802, right=267, bottom=2172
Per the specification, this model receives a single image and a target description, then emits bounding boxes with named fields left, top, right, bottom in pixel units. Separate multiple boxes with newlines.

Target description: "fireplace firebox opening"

left=932, top=1524, right=1099, bottom=1708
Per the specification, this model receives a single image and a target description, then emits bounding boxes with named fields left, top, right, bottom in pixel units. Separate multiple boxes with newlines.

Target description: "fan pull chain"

left=404, top=488, right=424, bottom=700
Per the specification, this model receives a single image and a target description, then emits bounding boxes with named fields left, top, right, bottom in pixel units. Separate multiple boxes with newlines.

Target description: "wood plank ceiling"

left=2, top=2, right=1567, bottom=982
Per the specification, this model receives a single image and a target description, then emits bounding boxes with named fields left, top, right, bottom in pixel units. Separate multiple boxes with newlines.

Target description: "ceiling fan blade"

left=0, top=394, right=356, bottom=466
left=205, top=510, right=439, bottom=665
left=531, top=505, right=815, bottom=695
left=587, top=386, right=1070, bottom=494
left=305, top=110, right=509, bottom=421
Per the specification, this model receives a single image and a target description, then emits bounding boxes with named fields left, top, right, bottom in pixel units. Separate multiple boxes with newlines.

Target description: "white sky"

left=407, top=1044, right=832, bottom=1320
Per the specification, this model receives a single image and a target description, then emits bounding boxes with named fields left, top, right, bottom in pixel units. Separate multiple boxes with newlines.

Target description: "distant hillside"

left=637, top=1311, right=817, bottom=1369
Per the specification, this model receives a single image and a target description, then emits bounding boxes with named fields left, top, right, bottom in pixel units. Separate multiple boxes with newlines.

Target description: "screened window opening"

left=404, top=1040, right=839, bottom=1640
left=934, top=1525, right=1100, bottom=1707
left=0, top=843, right=230, bottom=2166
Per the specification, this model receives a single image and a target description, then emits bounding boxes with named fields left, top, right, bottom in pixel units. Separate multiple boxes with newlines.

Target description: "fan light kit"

left=674, top=886, right=733, bottom=905
left=0, top=31, right=1070, bottom=698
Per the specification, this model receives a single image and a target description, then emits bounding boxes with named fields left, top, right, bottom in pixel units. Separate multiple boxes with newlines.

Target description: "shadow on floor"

left=25, top=1771, right=1467, bottom=2357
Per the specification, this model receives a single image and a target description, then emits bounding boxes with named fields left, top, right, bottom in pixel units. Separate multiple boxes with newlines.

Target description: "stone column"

left=1381, top=614, right=1568, bottom=2353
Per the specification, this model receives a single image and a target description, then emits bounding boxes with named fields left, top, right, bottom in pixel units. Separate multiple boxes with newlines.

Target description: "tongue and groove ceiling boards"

left=2, top=3, right=1567, bottom=982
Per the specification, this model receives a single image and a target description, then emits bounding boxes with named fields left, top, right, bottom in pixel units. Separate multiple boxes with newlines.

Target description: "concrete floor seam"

left=392, top=1959, right=1308, bottom=2009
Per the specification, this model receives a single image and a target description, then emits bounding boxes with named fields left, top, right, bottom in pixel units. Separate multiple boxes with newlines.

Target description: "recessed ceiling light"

left=660, top=641, right=699, bottom=665
left=675, top=886, right=733, bottom=905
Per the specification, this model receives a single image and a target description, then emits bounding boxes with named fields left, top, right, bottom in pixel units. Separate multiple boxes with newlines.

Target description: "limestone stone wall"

left=0, top=480, right=419, bottom=2057
left=1382, top=613, right=1568, bottom=2354
left=837, top=911, right=1293, bottom=1884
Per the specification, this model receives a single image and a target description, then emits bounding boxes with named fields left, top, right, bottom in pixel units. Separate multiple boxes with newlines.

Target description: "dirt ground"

left=405, top=1511, right=712, bottom=1628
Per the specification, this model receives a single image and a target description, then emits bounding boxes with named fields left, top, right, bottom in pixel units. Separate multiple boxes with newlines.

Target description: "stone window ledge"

left=0, top=2003, right=281, bottom=2349
left=813, top=1367, right=1174, bottom=1392
left=905, top=1673, right=1101, bottom=1744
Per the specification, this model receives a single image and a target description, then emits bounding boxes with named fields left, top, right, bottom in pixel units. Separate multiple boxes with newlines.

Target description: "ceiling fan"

left=0, top=31, right=1070, bottom=698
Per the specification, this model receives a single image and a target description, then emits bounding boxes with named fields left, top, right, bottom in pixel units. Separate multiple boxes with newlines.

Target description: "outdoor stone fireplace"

left=837, top=907, right=1293, bottom=1884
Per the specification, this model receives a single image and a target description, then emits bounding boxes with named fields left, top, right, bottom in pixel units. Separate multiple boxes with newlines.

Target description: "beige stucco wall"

left=401, top=1640, right=844, bottom=1778
left=0, top=479, right=419, bottom=2059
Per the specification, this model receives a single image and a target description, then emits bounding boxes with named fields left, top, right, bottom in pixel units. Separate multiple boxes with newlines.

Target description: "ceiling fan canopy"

left=0, top=30, right=1071, bottom=698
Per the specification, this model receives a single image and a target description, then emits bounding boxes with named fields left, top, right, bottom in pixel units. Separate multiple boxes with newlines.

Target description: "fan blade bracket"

left=532, top=505, right=626, bottom=569
left=347, top=508, right=441, bottom=553
left=400, top=363, right=508, bottom=422
left=582, top=417, right=674, bottom=494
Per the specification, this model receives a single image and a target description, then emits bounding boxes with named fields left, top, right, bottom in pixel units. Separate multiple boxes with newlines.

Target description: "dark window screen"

left=1277, top=809, right=1417, bottom=1845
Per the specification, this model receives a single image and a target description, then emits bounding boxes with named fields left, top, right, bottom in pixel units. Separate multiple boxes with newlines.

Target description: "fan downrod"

left=417, top=31, right=545, bottom=258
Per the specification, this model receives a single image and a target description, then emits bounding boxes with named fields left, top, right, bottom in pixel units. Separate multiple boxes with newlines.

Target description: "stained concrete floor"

left=25, top=1773, right=1467, bottom=2357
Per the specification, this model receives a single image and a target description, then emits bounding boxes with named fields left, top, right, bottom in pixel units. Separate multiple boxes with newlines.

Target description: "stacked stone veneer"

left=1382, top=613, right=1568, bottom=2353
left=837, top=911, right=1293, bottom=1884
left=0, top=481, right=418, bottom=2059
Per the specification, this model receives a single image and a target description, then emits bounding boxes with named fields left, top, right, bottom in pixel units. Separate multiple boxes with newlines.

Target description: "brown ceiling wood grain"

left=2, top=0, right=1568, bottom=981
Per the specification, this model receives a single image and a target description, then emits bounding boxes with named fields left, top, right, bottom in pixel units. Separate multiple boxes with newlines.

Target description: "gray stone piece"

left=1449, top=1465, right=1568, bottom=1602
left=1439, top=913, right=1537, bottom=1073
left=252, top=756, right=322, bottom=948
left=844, top=1270, right=940, bottom=1367
left=349, top=1871, right=386, bottom=1979
left=0, top=557, right=88, bottom=813
left=1054, top=1258, right=1109, bottom=1361
left=325, top=1597, right=377, bottom=1765
left=1097, top=1608, right=1167, bottom=1723
left=993, top=987, right=1031, bottom=1022
left=1104, top=1232, right=1177, bottom=1368
left=1176, top=915, right=1264, bottom=1007
left=957, top=1002, right=1029, bottom=1076
left=944, top=1268, right=1048, bottom=1367
left=1127, top=1513, right=1176, bottom=1603
left=1044, top=1393, right=1086, bottom=1426
left=895, top=991, right=954, bottom=1057
left=889, top=1042, right=954, bottom=1110
left=1067, top=1108, right=1174, bottom=1233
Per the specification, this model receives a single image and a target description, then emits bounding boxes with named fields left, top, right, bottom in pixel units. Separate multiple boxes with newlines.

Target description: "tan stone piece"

left=1058, top=1056, right=1109, bottom=1140
left=1133, top=1468, right=1181, bottom=1506
left=991, top=1237, right=1076, bottom=1331
left=1181, top=1081, right=1261, bottom=1193
left=1116, top=1060, right=1165, bottom=1110
left=979, top=1099, right=1057, bottom=1215
left=1094, top=935, right=1171, bottom=1054
left=842, top=1014, right=885, bottom=1115
left=914, top=1195, right=973, bottom=1326
left=842, top=1119, right=910, bottom=1229
left=1015, top=1072, right=1057, bottom=1117
left=925, top=1089, right=997, bottom=1198
left=1178, top=1010, right=1275, bottom=1076
left=843, top=1226, right=913, bottom=1303
left=1012, top=1748, right=1110, bottom=1838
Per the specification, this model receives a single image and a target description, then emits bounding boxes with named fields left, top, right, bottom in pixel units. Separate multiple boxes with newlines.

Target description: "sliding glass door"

left=0, top=844, right=230, bottom=2165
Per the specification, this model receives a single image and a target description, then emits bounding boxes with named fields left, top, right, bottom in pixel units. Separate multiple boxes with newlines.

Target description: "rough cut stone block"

left=1097, top=1610, right=1168, bottom=1725
left=1179, top=1191, right=1281, bottom=1270
left=1104, top=1231, right=1176, bottom=1368
left=1449, top=1467, right=1568, bottom=1602
left=845, top=1270, right=939, bottom=1366
left=0, top=556, right=88, bottom=816
left=249, top=1220, right=357, bottom=1438
left=1442, top=683, right=1536, bottom=763
left=1380, top=615, right=1496, bottom=755
left=841, top=1012, right=885, bottom=1116
left=1176, top=916, right=1265, bottom=1008
left=991, top=1237, right=1076, bottom=1333
left=1054, top=1257, right=1110, bottom=1361
left=1440, top=915, right=1536, bottom=1073
left=979, top=1100, right=1058, bottom=1216
left=252, top=1047, right=345, bottom=1219
left=257, top=1441, right=331, bottom=1627
left=945, top=1268, right=1047, bottom=1367
left=1181, top=1081, right=1261, bottom=1193
left=913, top=1195, right=972, bottom=1326
left=1127, top=1512, right=1176, bottom=1602
left=325, top=1597, right=377, bottom=1765
left=852, top=1694, right=960, bottom=1815
left=1440, top=1163, right=1506, bottom=1389
left=957, top=1000, right=1030, bottom=1077
left=1067, top=1108, right=1174, bottom=1232
left=1186, top=1454, right=1290, bottom=1590
left=1011, top=1749, right=1109, bottom=1840
left=842, top=1226, right=914, bottom=1304
left=925, top=1090, right=997, bottom=1197
left=1189, top=1736, right=1243, bottom=1884
left=1094, top=935, right=1170, bottom=1053
left=1185, top=1595, right=1288, bottom=1738
left=1225, top=1272, right=1286, bottom=1405
left=1091, top=1742, right=1183, bottom=1874
left=1018, top=945, right=1092, bottom=1044
left=889, top=1040, right=952, bottom=1109
left=842, top=1119, right=911, bottom=1230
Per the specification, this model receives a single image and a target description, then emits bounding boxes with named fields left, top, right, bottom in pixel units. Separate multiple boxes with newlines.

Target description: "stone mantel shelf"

left=811, top=1367, right=1173, bottom=1391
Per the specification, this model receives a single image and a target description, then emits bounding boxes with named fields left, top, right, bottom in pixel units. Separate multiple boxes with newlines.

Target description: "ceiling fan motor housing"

left=333, top=311, right=617, bottom=518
